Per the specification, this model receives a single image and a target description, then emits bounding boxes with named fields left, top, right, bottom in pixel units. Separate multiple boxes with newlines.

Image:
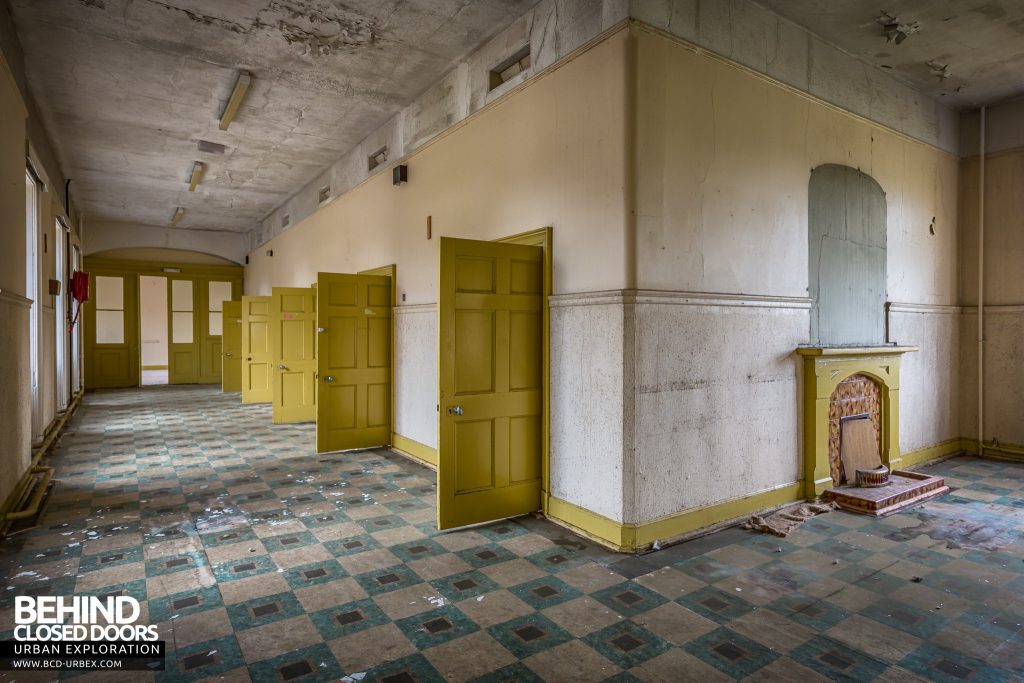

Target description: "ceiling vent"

left=368, top=146, right=388, bottom=171
left=490, top=45, right=531, bottom=91
left=197, top=140, right=227, bottom=155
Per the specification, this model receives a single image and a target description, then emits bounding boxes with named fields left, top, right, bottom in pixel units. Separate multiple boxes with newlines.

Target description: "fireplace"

left=797, top=345, right=950, bottom=515
left=796, top=346, right=916, bottom=498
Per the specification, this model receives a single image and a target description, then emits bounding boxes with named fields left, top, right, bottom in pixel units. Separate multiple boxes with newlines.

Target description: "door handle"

left=324, top=375, right=334, bottom=383
left=447, top=405, right=463, bottom=416
left=278, top=363, right=288, bottom=371
left=317, top=326, right=326, bottom=333
left=225, top=352, right=233, bottom=357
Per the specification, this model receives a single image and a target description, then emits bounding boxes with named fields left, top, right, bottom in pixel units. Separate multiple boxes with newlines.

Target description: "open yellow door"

left=221, top=301, right=242, bottom=392
left=316, top=273, right=392, bottom=453
left=241, top=295, right=272, bottom=403
left=271, top=287, right=317, bottom=423
left=437, top=237, right=543, bottom=529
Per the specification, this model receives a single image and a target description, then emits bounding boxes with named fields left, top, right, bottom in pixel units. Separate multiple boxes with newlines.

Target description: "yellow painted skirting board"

left=391, top=434, right=437, bottom=468
left=961, top=438, right=1024, bottom=462
left=142, top=365, right=168, bottom=370
left=548, top=482, right=803, bottom=553
left=899, top=438, right=965, bottom=468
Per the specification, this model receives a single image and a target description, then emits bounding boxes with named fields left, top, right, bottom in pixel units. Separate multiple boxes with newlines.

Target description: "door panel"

left=241, top=295, right=272, bottom=403
left=168, top=278, right=197, bottom=384
left=222, top=301, right=242, bottom=392
left=316, top=273, right=392, bottom=452
left=86, top=273, right=138, bottom=388
left=438, top=238, right=543, bottom=530
left=271, top=287, right=317, bottom=423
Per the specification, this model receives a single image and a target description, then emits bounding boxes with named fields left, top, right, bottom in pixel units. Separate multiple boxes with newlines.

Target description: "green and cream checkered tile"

left=4, top=387, right=1024, bottom=682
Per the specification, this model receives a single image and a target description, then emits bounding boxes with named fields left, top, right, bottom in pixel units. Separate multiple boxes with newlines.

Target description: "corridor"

left=1, top=386, right=1022, bottom=682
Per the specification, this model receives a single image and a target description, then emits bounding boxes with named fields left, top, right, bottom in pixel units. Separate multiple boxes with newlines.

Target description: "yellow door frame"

left=496, top=227, right=553, bottom=515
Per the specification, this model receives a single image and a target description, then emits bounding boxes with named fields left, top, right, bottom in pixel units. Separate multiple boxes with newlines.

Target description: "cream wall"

left=246, top=29, right=631, bottom=500
left=0, top=53, right=31, bottom=508
left=626, top=26, right=961, bottom=525
left=958, top=146, right=1024, bottom=447
left=1, top=29, right=82, bottom=509
left=246, top=29, right=630, bottom=300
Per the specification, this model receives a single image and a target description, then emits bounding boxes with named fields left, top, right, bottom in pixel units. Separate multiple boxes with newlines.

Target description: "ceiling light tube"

left=171, top=207, right=185, bottom=225
left=188, top=161, right=204, bottom=192
left=219, top=71, right=251, bottom=130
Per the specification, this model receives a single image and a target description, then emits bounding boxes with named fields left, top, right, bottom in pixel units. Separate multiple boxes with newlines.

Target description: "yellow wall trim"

left=391, top=434, right=437, bottom=468
left=899, top=438, right=965, bottom=469
left=548, top=482, right=802, bottom=553
left=961, top=438, right=1024, bottom=462
left=142, top=365, right=168, bottom=371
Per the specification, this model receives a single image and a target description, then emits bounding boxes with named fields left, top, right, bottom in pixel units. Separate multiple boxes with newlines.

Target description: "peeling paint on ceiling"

left=758, top=0, right=1024, bottom=108
left=8, top=0, right=538, bottom=232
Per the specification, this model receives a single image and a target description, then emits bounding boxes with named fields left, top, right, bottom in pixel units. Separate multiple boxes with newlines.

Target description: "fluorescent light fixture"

left=219, top=71, right=251, bottom=130
left=161, top=267, right=182, bottom=273
left=171, top=207, right=185, bottom=224
left=188, top=161, right=204, bottom=192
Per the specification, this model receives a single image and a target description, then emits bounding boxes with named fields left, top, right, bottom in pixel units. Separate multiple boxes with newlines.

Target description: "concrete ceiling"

left=8, top=0, right=536, bottom=232
left=758, top=0, right=1024, bottom=109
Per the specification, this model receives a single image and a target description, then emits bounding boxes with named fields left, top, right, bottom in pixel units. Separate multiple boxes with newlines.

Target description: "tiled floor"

left=1, top=385, right=1023, bottom=682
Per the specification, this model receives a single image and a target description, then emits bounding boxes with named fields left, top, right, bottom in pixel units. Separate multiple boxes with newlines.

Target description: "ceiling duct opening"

left=197, top=140, right=227, bottom=155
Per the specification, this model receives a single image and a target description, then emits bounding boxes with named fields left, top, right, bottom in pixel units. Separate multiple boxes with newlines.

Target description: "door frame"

left=494, top=227, right=552, bottom=515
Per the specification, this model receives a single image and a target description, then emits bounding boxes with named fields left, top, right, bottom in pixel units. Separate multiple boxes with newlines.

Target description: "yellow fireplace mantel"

left=797, top=346, right=918, bottom=498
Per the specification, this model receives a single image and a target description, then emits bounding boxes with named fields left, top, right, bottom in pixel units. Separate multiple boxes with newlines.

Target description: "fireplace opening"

left=828, top=374, right=881, bottom=485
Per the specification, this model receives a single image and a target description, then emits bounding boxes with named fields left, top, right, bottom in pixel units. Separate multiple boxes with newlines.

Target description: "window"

left=25, top=171, right=41, bottom=439
left=71, top=245, right=83, bottom=395
left=55, top=219, right=69, bottom=411
left=95, top=275, right=125, bottom=344
left=171, top=279, right=194, bottom=344
left=489, top=45, right=531, bottom=91
left=207, top=281, right=232, bottom=335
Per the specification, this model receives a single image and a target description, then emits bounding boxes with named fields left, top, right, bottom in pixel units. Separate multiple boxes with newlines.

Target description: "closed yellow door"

left=316, top=273, right=392, bottom=453
left=272, top=287, right=317, bottom=423
left=85, top=273, right=138, bottom=388
left=168, top=278, right=198, bottom=384
left=241, top=295, right=272, bottom=403
left=438, top=237, right=543, bottom=529
left=221, top=301, right=242, bottom=392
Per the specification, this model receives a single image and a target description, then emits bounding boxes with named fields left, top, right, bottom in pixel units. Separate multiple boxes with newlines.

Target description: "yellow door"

left=316, top=273, right=392, bottom=453
left=271, top=287, right=317, bottom=423
left=168, top=278, right=198, bottom=384
left=221, top=301, right=242, bottom=392
left=85, top=273, right=138, bottom=388
left=241, top=295, right=272, bottom=403
left=437, top=237, right=543, bottom=529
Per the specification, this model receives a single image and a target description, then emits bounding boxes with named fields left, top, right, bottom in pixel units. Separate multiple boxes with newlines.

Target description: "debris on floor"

left=743, top=500, right=837, bottom=537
